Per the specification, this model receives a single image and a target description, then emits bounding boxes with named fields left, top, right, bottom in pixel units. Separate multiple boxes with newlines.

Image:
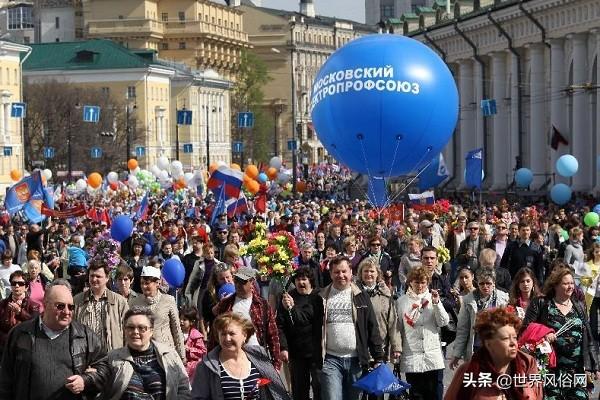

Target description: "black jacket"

left=500, top=240, right=544, bottom=281
left=456, top=236, right=488, bottom=269
left=277, top=289, right=324, bottom=360
left=318, top=283, right=384, bottom=367
left=522, top=296, right=599, bottom=372
left=0, top=316, right=106, bottom=400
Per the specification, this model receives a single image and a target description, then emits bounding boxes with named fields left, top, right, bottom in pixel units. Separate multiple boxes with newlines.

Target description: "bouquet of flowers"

left=518, top=322, right=557, bottom=376
left=403, top=297, right=429, bottom=328
left=89, top=237, right=122, bottom=270
left=239, top=225, right=300, bottom=282
left=436, top=246, right=450, bottom=265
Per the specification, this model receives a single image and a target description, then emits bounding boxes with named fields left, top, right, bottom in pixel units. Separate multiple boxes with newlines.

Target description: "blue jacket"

left=68, top=246, right=88, bottom=267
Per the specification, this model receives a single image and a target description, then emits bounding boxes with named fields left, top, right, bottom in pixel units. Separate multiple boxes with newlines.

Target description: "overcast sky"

left=261, top=0, right=365, bottom=23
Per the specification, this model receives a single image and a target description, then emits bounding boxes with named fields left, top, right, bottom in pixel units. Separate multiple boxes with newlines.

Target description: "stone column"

left=549, top=38, right=567, bottom=184
left=527, top=43, right=547, bottom=188
left=490, top=51, right=509, bottom=189
left=458, top=59, right=475, bottom=188
left=591, top=30, right=600, bottom=191
left=509, top=51, right=520, bottom=175
left=569, top=33, right=591, bottom=190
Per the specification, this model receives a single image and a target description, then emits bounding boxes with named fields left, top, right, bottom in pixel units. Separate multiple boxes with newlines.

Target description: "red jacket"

left=185, top=327, right=207, bottom=381
left=0, top=296, right=39, bottom=348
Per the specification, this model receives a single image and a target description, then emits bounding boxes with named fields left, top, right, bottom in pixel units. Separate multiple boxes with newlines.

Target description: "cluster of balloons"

left=237, top=157, right=287, bottom=195
left=550, top=154, right=579, bottom=205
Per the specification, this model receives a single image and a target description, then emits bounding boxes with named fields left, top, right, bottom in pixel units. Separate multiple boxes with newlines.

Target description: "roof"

left=23, top=39, right=169, bottom=72
left=246, top=4, right=377, bottom=33
left=415, top=6, right=435, bottom=13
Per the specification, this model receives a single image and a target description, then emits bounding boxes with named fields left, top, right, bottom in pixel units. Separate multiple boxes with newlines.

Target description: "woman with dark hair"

left=192, top=312, right=290, bottom=400
left=445, top=307, right=542, bottom=400
left=0, top=271, right=38, bottom=355
left=522, top=267, right=600, bottom=400
left=0, top=250, right=21, bottom=299
left=198, top=263, right=233, bottom=336
left=179, top=306, right=206, bottom=381
left=508, top=267, right=541, bottom=319
left=124, top=237, right=148, bottom=293
left=95, top=307, right=191, bottom=399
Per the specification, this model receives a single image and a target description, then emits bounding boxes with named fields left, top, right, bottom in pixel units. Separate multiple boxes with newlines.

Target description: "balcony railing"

left=163, top=20, right=248, bottom=42
left=87, top=19, right=164, bottom=37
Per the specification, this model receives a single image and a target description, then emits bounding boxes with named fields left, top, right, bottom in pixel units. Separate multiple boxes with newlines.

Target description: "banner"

left=41, top=204, right=87, bottom=218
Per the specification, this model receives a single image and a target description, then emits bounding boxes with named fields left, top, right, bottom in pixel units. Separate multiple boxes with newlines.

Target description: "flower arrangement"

left=436, top=246, right=450, bottom=265
left=239, top=225, right=300, bottom=281
left=403, top=297, right=429, bottom=328
left=89, top=237, right=122, bottom=270
left=519, top=340, right=553, bottom=376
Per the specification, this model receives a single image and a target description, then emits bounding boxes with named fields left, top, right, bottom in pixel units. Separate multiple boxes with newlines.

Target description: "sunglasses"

left=125, top=325, right=151, bottom=333
left=497, top=226, right=507, bottom=229
left=478, top=281, right=493, bottom=287
left=10, top=281, right=26, bottom=287
left=469, top=227, right=479, bottom=230
left=54, top=302, right=75, bottom=311
left=370, top=243, right=381, bottom=246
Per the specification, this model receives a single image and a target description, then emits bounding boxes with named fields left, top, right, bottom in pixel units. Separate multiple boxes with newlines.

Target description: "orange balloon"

left=87, top=172, right=103, bottom=189
left=127, top=159, right=138, bottom=170
left=243, top=174, right=252, bottom=184
left=9, top=169, right=21, bottom=181
left=231, top=163, right=241, bottom=171
left=296, top=181, right=307, bottom=193
left=209, top=163, right=219, bottom=174
left=246, top=179, right=260, bottom=194
left=245, top=165, right=259, bottom=179
left=266, top=167, right=278, bottom=180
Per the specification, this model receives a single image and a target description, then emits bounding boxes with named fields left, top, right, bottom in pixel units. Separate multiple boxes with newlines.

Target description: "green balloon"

left=584, top=212, right=600, bottom=227
left=560, top=229, right=569, bottom=240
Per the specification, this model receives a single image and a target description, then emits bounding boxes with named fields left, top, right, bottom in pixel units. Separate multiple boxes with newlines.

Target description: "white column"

left=570, top=33, right=591, bottom=190
left=549, top=38, right=568, bottom=184
left=527, top=43, right=547, bottom=188
left=490, top=51, right=509, bottom=189
left=3, top=103, right=9, bottom=141
left=458, top=59, right=475, bottom=188
left=0, top=102, right=5, bottom=144
left=509, top=51, right=520, bottom=175
left=594, top=31, right=600, bottom=190
left=474, top=60, right=484, bottom=150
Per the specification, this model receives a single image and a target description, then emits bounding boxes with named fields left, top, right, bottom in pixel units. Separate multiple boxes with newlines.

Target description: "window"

left=55, top=38, right=60, bottom=42
left=55, top=17, right=60, bottom=29
left=127, top=86, right=136, bottom=99
left=8, top=6, right=34, bottom=30
left=118, top=15, right=123, bottom=19
left=162, top=13, right=168, bottom=21
left=178, top=12, right=185, bottom=21
left=75, top=28, right=83, bottom=38
left=160, top=42, right=168, bottom=50
left=179, top=42, right=186, bottom=49
left=3, top=147, right=12, bottom=157
left=101, top=87, right=110, bottom=96
left=23, top=36, right=30, bottom=44
left=381, top=5, right=394, bottom=18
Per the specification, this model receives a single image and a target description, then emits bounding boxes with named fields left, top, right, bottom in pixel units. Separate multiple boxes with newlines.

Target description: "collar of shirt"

left=519, top=239, right=531, bottom=247
left=39, top=318, right=69, bottom=340
left=87, top=288, right=108, bottom=302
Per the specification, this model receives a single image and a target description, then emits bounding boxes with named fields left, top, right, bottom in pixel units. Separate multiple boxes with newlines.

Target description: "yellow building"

left=83, top=0, right=250, bottom=80
left=0, top=40, right=31, bottom=189
left=22, top=39, right=174, bottom=168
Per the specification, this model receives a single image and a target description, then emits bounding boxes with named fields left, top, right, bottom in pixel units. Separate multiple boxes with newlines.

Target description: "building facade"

left=0, top=40, right=30, bottom=189
left=240, top=0, right=377, bottom=164
left=396, top=0, right=600, bottom=192
left=83, top=0, right=249, bottom=80
left=365, top=0, right=436, bottom=26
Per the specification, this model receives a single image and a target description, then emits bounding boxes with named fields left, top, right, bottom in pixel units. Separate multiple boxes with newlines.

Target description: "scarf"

left=457, top=347, right=531, bottom=400
left=403, top=287, right=429, bottom=328
left=144, top=292, right=162, bottom=313
left=474, top=289, right=497, bottom=313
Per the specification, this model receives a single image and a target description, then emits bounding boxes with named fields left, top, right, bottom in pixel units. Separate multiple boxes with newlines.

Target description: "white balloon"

left=42, top=169, right=52, bottom=180
left=171, top=160, right=183, bottom=171
left=107, top=171, right=119, bottom=183
left=157, top=156, right=170, bottom=170
left=184, top=172, right=194, bottom=184
left=150, top=165, right=161, bottom=177
left=158, top=170, right=169, bottom=182
left=270, top=156, right=282, bottom=169
left=128, top=175, right=139, bottom=189
left=217, top=161, right=227, bottom=167
left=131, top=167, right=140, bottom=175
left=171, top=168, right=183, bottom=179
left=75, top=179, right=87, bottom=191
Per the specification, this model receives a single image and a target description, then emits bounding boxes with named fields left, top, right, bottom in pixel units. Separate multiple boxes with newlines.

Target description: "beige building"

left=83, top=0, right=250, bottom=80
left=0, top=40, right=31, bottom=189
left=240, top=0, right=377, bottom=164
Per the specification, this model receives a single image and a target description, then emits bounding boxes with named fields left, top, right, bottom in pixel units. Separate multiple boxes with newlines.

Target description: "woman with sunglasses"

left=0, top=250, right=21, bottom=299
left=449, top=267, right=509, bottom=370
left=95, top=307, right=191, bottom=399
left=129, top=266, right=186, bottom=361
left=0, top=271, right=38, bottom=356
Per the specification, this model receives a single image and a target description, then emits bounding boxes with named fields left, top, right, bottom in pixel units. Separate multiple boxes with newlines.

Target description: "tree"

left=23, top=81, right=143, bottom=177
left=231, top=49, right=272, bottom=164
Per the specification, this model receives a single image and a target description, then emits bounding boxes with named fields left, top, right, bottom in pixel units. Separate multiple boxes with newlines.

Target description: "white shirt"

left=232, top=296, right=260, bottom=347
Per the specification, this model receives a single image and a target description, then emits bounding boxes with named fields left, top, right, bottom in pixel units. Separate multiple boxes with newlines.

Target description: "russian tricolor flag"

left=207, top=165, right=244, bottom=199
left=134, top=192, right=149, bottom=221
left=226, top=193, right=248, bottom=218
left=408, top=191, right=435, bottom=210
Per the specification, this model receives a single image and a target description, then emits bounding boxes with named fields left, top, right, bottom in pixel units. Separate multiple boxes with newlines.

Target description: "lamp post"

left=272, top=101, right=284, bottom=157
left=205, top=104, right=217, bottom=172
left=125, top=95, right=136, bottom=162
left=290, top=19, right=297, bottom=193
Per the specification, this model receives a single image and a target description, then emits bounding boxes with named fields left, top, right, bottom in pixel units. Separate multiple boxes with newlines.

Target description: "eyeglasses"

left=370, top=243, right=381, bottom=247
left=54, top=302, right=75, bottom=311
left=125, top=325, right=151, bottom=333
left=469, top=227, right=479, bottom=231
left=10, top=281, right=26, bottom=287
left=217, top=231, right=228, bottom=235
left=497, top=226, right=507, bottom=230
left=478, top=281, right=493, bottom=287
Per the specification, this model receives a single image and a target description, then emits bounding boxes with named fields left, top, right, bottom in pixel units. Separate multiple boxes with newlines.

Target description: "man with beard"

left=277, top=267, right=324, bottom=400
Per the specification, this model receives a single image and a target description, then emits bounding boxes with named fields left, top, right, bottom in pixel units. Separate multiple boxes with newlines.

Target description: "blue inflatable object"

left=110, top=215, right=133, bottom=242
left=311, top=35, right=459, bottom=177
left=367, top=176, right=388, bottom=207
left=353, top=363, right=411, bottom=395
left=144, top=243, right=152, bottom=256
left=556, top=154, right=578, bottom=177
left=515, top=168, right=533, bottom=188
left=257, top=172, right=268, bottom=183
left=594, top=204, right=600, bottom=215
left=550, top=183, right=572, bottom=205
left=163, top=258, right=185, bottom=288
left=218, top=283, right=236, bottom=300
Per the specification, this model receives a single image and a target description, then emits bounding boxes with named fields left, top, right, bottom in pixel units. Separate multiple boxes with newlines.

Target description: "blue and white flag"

left=418, top=153, right=449, bottom=191
left=465, top=148, right=483, bottom=189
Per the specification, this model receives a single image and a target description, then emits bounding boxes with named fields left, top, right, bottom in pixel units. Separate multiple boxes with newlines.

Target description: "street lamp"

left=67, top=103, right=82, bottom=182
left=125, top=95, right=136, bottom=162
left=272, top=101, right=285, bottom=157
left=205, top=104, right=217, bottom=172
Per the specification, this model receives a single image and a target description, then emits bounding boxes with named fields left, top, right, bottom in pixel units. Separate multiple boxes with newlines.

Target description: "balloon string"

left=357, top=139, right=381, bottom=211
left=385, top=149, right=434, bottom=207
left=385, top=137, right=402, bottom=181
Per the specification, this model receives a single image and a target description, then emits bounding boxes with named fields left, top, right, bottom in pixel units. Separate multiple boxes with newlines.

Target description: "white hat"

left=141, top=266, right=161, bottom=279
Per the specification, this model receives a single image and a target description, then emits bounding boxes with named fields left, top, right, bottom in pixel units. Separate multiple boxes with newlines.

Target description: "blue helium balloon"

left=550, top=183, right=572, bottom=205
left=594, top=204, right=600, bottom=215
left=311, top=35, right=459, bottom=177
left=556, top=154, right=578, bottom=177
left=144, top=243, right=152, bottom=256
left=258, top=172, right=268, bottom=183
left=515, top=168, right=533, bottom=188
left=163, top=258, right=185, bottom=288
left=110, top=215, right=133, bottom=242
left=367, top=176, right=388, bottom=207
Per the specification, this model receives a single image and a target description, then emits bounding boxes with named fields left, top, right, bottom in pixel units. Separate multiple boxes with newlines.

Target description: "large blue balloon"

left=550, top=183, right=572, bottom=205
left=367, top=176, right=388, bottom=207
left=556, top=154, right=578, bottom=177
left=110, top=215, right=133, bottom=242
left=163, top=258, right=185, bottom=288
left=144, top=243, right=152, bottom=256
left=515, top=168, right=533, bottom=188
left=311, top=35, right=459, bottom=177
left=594, top=204, right=600, bottom=215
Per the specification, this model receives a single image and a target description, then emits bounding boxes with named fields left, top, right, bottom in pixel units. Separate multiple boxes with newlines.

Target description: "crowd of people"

left=1, top=166, right=600, bottom=399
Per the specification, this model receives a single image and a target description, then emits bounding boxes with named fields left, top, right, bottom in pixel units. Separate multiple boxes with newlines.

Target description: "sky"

left=261, top=0, right=365, bottom=23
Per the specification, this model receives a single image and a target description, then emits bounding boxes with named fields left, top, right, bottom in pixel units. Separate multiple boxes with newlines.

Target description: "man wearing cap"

left=212, top=266, right=281, bottom=370
left=456, top=221, right=489, bottom=272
